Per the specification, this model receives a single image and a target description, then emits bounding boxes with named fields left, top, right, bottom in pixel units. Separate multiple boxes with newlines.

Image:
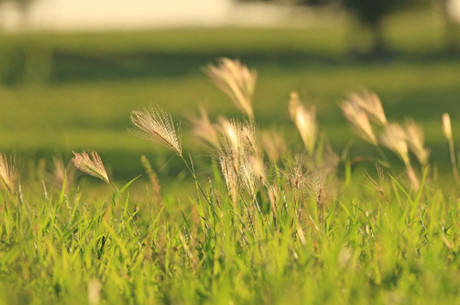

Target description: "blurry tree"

left=341, top=0, right=427, bottom=55
left=236, top=0, right=429, bottom=56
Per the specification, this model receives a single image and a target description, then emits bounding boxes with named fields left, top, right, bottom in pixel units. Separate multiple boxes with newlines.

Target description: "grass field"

left=0, top=8, right=459, bottom=305
left=1, top=9, right=460, bottom=180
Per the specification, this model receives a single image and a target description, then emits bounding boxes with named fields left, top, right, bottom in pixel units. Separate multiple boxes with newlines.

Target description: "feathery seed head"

left=204, top=58, right=257, bottom=119
left=261, top=130, right=286, bottom=162
left=442, top=113, right=452, bottom=141
left=405, top=120, right=430, bottom=166
left=244, top=155, right=266, bottom=185
left=131, top=105, right=182, bottom=156
left=380, top=123, right=410, bottom=165
left=287, top=156, right=308, bottom=190
left=341, top=100, right=377, bottom=145
left=72, top=151, right=110, bottom=184
left=218, top=118, right=257, bottom=156
left=348, top=91, right=387, bottom=125
left=289, top=92, right=318, bottom=154
left=188, top=106, right=220, bottom=150
left=219, top=118, right=241, bottom=153
left=0, top=152, right=18, bottom=194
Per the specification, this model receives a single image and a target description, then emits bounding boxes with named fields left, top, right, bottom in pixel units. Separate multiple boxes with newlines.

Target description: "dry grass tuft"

left=188, top=106, right=220, bottom=150
left=404, top=120, right=430, bottom=166
left=261, top=130, right=286, bottom=163
left=442, top=112, right=453, bottom=141
left=341, top=98, right=377, bottom=145
left=348, top=91, right=387, bottom=125
left=204, top=58, right=257, bottom=120
left=72, top=151, right=110, bottom=184
left=380, top=123, right=410, bottom=165
left=0, top=152, right=18, bottom=194
left=131, top=105, right=182, bottom=156
left=289, top=92, right=317, bottom=154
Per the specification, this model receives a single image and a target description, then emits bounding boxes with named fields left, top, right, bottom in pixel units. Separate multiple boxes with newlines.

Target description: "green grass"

left=0, top=116, right=459, bottom=305
left=0, top=9, right=460, bottom=303
left=0, top=9, right=460, bottom=179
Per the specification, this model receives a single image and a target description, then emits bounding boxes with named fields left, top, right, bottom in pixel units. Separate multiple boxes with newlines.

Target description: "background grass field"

left=0, top=9, right=459, bottom=181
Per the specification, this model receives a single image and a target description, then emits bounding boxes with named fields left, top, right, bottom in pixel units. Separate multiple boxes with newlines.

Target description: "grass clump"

left=0, top=59, right=459, bottom=305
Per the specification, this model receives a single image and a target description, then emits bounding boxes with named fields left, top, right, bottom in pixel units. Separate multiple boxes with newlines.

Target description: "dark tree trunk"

left=370, top=20, right=387, bottom=57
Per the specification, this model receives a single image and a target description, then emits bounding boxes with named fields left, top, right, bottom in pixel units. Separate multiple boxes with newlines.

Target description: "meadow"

left=0, top=8, right=459, bottom=305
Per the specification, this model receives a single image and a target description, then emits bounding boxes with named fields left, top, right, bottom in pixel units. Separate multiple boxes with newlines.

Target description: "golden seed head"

left=131, top=104, right=182, bottom=156
left=261, top=130, right=286, bottom=162
left=341, top=100, right=377, bottom=145
left=0, top=152, right=18, bottom=194
left=405, top=120, right=430, bottom=166
left=72, top=151, right=110, bottom=184
left=348, top=91, right=387, bottom=125
left=204, top=58, right=257, bottom=119
left=188, top=105, right=220, bottom=150
left=380, top=123, right=410, bottom=165
left=442, top=112, right=452, bottom=141
left=289, top=92, right=318, bottom=154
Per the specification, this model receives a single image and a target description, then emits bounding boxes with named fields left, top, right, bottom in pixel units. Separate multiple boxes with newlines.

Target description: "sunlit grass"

left=0, top=56, right=459, bottom=305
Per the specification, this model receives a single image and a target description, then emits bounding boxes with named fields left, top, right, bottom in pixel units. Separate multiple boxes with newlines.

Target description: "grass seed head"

left=0, top=152, right=18, bottom=194
left=131, top=104, right=182, bottom=156
left=188, top=106, right=220, bottom=150
left=442, top=112, right=452, bottom=141
left=72, top=151, right=110, bottom=184
left=289, top=92, right=317, bottom=154
left=219, top=154, right=239, bottom=204
left=204, top=58, right=257, bottom=119
left=348, top=91, right=387, bottom=125
left=261, top=130, right=286, bottom=162
left=341, top=99, right=377, bottom=145
left=405, top=120, right=430, bottom=166
left=380, top=123, right=410, bottom=165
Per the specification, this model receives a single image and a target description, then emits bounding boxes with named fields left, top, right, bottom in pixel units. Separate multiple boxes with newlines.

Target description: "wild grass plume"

left=0, top=152, right=18, bottom=194
left=442, top=112, right=459, bottom=184
left=131, top=104, right=182, bottom=156
left=341, top=97, right=378, bottom=145
left=404, top=119, right=430, bottom=166
left=72, top=151, right=110, bottom=183
left=289, top=92, right=317, bottom=155
left=348, top=91, right=387, bottom=125
left=204, top=58, right=257, bottom=120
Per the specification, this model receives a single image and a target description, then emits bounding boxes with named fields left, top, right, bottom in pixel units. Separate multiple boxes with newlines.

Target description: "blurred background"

left=0, top=0, right=459, bottom=186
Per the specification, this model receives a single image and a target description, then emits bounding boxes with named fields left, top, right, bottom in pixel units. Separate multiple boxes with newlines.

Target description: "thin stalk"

left=404, top=161, right=419, bottom=191
left=179, top=155, right=219, bottom=220
left=448, top=137, right=459, bottom=186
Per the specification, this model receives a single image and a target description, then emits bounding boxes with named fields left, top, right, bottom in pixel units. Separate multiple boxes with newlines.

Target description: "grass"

left=0, top=9, right=460, bottom=179
left=0, top=168, right=458, bottom=305
left=0, top=10, right=459, bottom=303
left=0, top=58, right=459, bottom=304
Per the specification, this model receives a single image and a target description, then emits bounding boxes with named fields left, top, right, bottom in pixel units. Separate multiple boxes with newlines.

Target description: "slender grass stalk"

left=442, top=113, right=459, bottom=186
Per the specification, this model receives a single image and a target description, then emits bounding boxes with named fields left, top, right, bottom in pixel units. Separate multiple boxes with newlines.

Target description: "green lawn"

left=0, top=9, right=460, bottom=305
left=0, top=9, right=459, bottom=179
